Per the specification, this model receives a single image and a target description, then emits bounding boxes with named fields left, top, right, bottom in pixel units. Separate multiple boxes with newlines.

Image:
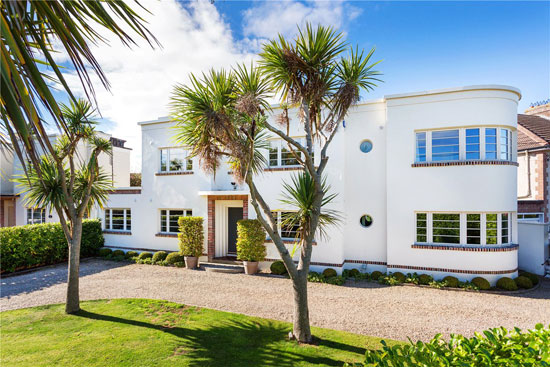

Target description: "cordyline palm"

left=172, top=24, right=381, bottom=343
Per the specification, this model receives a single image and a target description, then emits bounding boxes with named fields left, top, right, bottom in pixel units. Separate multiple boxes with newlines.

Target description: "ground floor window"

left=26, top=208, right=45, bottom=225
left=105, top=209, right=131, bottom=231
left=518, top=213, right=544, bottom=222
left=416, top=212, right=513, bottom=245
left=160, top=209, right=192, bottom=233
left=271, top=211, right=300, bottom=239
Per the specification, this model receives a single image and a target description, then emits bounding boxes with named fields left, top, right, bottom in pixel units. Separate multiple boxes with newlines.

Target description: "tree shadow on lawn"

left=74, top=309, right=361, bottom=367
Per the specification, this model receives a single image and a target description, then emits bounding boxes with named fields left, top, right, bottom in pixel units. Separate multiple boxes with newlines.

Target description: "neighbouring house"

left=101, top=84, right=521, bottom=284
left=0, top=132, right=132, bottom=227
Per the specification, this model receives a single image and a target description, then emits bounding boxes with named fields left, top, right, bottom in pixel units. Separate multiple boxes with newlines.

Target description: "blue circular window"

left=360, top=215, right=373, bottom=227
left=360, top=140, right=373, bottom=153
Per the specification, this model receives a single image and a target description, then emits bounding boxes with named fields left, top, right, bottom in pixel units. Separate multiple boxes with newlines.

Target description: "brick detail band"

left=411, top=160, right=519, bottom=168
left=265, top=239, right=317, bottom=245
left=103, top=230, right=132, bottom=236
left=109, top=189, right=141, bottom=194
left=411, top=243, right=519, bottom=252
left=264, top=258, right=387, bottom=267
left=155, top=171, right=194, bottom=176
left=155, top=233, right=178, bottom=238
left=264, top=167, right=304, bottom=172
left=387, top=264, right=518, bottom=275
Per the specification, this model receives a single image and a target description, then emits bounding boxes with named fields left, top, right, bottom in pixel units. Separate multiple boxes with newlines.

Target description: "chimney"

left=525, top=99, right=550, bottom=119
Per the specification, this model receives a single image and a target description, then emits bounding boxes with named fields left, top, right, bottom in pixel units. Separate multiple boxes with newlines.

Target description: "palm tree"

left=171, top=24, right=381, bottom=343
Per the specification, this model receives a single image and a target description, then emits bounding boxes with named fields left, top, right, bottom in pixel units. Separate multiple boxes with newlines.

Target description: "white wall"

left=517, top=152, right=539, bottom=200
left=518, top=222, right=549, bottom=275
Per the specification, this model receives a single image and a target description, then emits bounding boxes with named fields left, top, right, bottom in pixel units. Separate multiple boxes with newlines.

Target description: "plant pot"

left=184, top=256, right=198, bottom=269
left=243, top=261, right=259, bottom=275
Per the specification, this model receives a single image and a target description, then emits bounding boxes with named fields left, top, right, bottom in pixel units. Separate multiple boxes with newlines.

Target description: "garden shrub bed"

left=100, top=249, right=186, bottom=268
left=0, top=219, right=104, bottom=273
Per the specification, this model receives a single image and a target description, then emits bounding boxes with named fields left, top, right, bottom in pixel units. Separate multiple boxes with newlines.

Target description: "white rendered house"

left=101, top=85, right=521, bottom=284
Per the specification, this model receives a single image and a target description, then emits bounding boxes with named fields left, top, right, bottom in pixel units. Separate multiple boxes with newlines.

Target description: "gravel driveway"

left=1, top=259, right=549, bottom=341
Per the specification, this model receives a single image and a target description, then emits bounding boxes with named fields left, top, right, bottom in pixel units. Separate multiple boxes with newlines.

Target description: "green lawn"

left=1, top=299, right=401, bottom=367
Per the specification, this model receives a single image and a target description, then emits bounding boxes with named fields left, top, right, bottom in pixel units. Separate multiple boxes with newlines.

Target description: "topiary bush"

left=165, top=252, right=185, bottom=265
left=472, top=277, right=491, bottom=290
left=392, top=272, right=406, bottom=283
left=520, top=271, right=539, bottom=286
left=370, top=271, right=383, bottom=280
left=152, top=251, right=168, bottom=263
left=322, top=268, right=337, bottom=278
left=443, top=275, right=459, bottom=288
left=497, top=277, right=518, bottom=291
left=112, top=250, right=125, bottom=257
left=178, top=217, right=204, bottom=257
left=515, top=276, right=534, bottom=289
left=99, top=248, right=112, bottom=257
left=418, top=274, right=433, bottom=285
left=270, top=260, right=287, bottom=275
left=138, top=252, right=153, bottom=260
left=125, top=251, right=138, bottom=259
left=348, top=268, right=360, bottom=278
left=236, top=219, right=266, bottom=262
left=0, top=219, right=104, bottom=273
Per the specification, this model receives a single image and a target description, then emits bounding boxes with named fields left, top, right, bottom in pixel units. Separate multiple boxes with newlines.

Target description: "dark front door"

left=227, top=207, right=243, bottom=256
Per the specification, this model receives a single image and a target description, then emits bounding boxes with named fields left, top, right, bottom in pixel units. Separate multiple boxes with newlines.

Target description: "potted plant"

left=236, top=219, right=267, bottom=275
left=178, top=216, right=204, bottom=269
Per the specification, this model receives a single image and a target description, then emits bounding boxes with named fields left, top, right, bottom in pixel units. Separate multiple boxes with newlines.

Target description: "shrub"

left=348, top=268, right=360, bottom=278
left=325, top=276, right=345, bottom=286
left=99, top=248, right=112, bottom=257
left=322, top=268, right=337, bottom=278
left=125, top=251, right=138, bottom=259
left=138, top=252, right=153, bottom=260
left=471, top=277, right=491, bottom=290
left=392, top=272, right=406, bottom=283
left=236, top=220, right=266, bottom=262
left=497, top=277, right=518, bottom=291
left=370, top=271, right=383, bottom=280
left=358, top=324, right=550, bottom=366
left=0, top=219, right=104, bottom=273
left=443, top=275, right=459, bottom=288
left=405, top=273, right=419, bottom=284
left=112, top=250, right=125, bottom=257
left=178, top=217, right=204, bottom=257
left=520, top=271, right=539, bottom=286
left=515, top=276, right=534, bottom=289
left=418, top=274, right=433, bottom=285
left=165, top=252, right=185, bottom=265
left=270, top=261, right=287, bottom=275
left=152, top=251, right=168, bottom=263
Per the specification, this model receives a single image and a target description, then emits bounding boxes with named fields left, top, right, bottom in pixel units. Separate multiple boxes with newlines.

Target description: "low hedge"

left=152, top=251, right=168, bottom=263
left=443, top=275, right=459, bottom=288
left=497, top=277, right=518, bottom=291
left=515, top=275, right=534, bottom=289
left=0, top=219, right=104, bottom=273
left=138, top=252, right=153, bottom=260
left=322, top=268, right=337, bottom=278
left=370, top=271, right=383, bottom=280
left=472, top=277, right=491, bottom=290
left=270, top=261, right=287, bottom=275
left=418, top=274, right=433, bottom=285
left=112, top=250, right=125, bottom=257
left=392, top=272, right=406, bottom=283
left=99, top=248, right=112, bottom=257
left=165, top=252, right=185, bottom=265
left=125, top=251, right=138, bottom=259
left=352, top=324, right=550, bottom=367
left=520, top=271, right=539, bottom=286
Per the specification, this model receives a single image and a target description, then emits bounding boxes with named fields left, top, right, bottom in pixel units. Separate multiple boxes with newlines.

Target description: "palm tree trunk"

left=292, top=271, right=312, bottom=343
left=65, top=217, right=83, bottom=314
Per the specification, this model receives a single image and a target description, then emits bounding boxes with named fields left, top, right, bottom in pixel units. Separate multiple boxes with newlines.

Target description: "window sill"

left=155, top=171, right=194, bottom=176
left=411, top=160, right=518, bottom=168
left=155, top=232, right=178, bottom=238
left=264, top=166, right=303, bottom=172
left=411, top=243, right=518, bottom=252
left=103, top=230, right=132, bottom=235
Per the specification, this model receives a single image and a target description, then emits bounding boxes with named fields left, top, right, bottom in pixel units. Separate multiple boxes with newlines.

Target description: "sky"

left=51, top=0, right=549, bottom=171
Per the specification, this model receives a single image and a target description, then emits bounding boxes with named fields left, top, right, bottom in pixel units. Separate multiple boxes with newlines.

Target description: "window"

left=518, top=213, right=544, bottom=222
left=105, top=209, right=131, bottom=231
left=160, top=209, right=192, bottom=233
left=359, top=214, right=373, bottom=228
left=417, top=212, right=513, bottom=246
left=416, top=213, right=427, bottom=242
left=432, top=213, right=460, bottom=244
left=26, top=208, right=45, bottom=225
left=360, top=140, right=373, bottom=153
left=465, top=128, right=480, bottom=159
left=271, top=211, right=300, bottom=239
left=432, top=130, right=459, bottom=161
left=160, top=148, right=192, bottom=172
left=415, top=133, right=426, bottom=162
left=268, top=139, right=308, bottom=167
left=500, top=128, right=512, bottom=161
left=485, top=128, right=497, bottom=159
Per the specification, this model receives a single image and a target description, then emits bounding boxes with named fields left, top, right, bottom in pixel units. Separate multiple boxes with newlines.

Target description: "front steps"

left=201, top=260, right=244, bottom=274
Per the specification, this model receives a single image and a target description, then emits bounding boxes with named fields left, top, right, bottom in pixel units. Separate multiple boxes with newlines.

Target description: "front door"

left=227, top=207, right=243, bottom=256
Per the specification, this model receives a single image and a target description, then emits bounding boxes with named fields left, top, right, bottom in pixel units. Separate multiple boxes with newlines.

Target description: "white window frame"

left=271, top=211, right=300, bottom=240
left=159, top=209, right=193, bottom=234
left=267, top=139, right=309, bottom=168
left=26, top=208, right=46, bottom=225
left=518, top=212, right=544, bottom=223
left=415, top=211, right=513, bottom=246
left=105, top=208, right=131, bottom=232
left=159, top=147, right=193, bottom=173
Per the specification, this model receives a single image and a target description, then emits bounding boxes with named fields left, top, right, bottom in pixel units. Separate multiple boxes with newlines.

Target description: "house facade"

left=102, top=85, right=521, bottom=284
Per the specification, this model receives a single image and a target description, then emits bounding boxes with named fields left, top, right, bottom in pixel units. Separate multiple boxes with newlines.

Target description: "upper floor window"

left=27, top=208, right=45, bottom=225
left=160, top=147, right=192, bottom=173
left=160, top=209, right=192, bottom=233
left=518, top=213, right=544, bottom=222
left=416, top=212, right=512, bottom=246
left=415, top=127, right=513, bottom=163
left=105, top=208, right=131, bottom=231
left=268, top=139, right=308, bottom=168
left=271, top=211, right=300, bottom=239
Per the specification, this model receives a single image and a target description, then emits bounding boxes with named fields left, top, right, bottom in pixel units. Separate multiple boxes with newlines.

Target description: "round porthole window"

left=360, top=215, right=373, bottom=227
left=359, top=140, right=373, bottom=153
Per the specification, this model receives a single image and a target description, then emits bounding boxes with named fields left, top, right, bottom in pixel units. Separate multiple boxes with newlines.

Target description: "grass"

left=0, top=298, right=401, bottom=367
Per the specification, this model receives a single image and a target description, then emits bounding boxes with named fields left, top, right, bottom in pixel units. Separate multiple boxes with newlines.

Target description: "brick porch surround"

left=207, top=194, right=248, bottom=261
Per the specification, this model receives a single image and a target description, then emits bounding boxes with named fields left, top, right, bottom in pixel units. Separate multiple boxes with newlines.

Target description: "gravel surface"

left=1, top=259, right=549, bottom=341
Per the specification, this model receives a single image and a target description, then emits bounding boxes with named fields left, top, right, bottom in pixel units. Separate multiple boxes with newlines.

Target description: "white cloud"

left=242, top=0, right=362, bottom=41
